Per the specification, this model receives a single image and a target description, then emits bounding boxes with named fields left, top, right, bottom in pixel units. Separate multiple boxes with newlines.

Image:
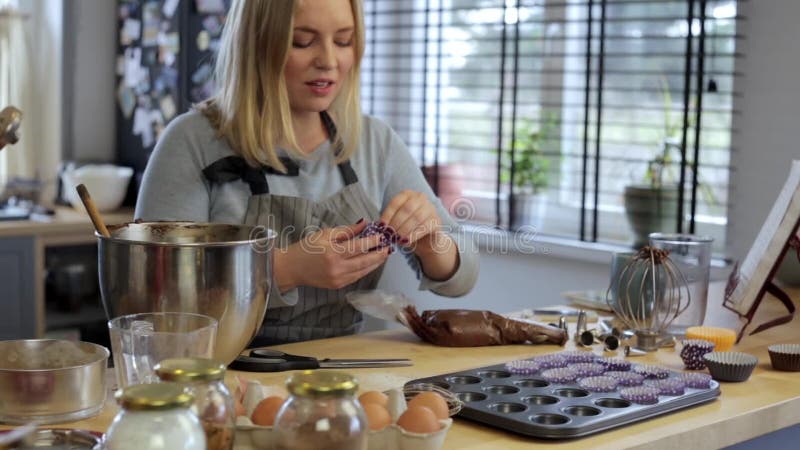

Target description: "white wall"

left=63, top=0, right=116, bottom=163
left=726, top=0, right=800, bottom=262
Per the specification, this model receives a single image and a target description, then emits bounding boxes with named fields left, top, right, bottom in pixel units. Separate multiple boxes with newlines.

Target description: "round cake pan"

left=0, top=339, right=109, bottom=424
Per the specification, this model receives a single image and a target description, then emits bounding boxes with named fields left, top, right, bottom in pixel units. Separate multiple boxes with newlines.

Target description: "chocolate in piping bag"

left=400, top=306, right=568, bottom=347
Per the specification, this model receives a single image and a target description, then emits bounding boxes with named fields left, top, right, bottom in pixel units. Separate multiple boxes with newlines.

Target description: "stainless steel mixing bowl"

left=98, top=222, right=275, bottom=365
left=0, top=339, right=109, bottom=424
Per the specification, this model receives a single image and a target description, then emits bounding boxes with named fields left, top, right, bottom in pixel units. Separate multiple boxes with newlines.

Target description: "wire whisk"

left=606, top=247, right=691, bottom=351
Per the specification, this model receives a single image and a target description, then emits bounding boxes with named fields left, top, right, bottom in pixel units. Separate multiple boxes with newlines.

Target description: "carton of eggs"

left=232, top=379, right=454, bottom=450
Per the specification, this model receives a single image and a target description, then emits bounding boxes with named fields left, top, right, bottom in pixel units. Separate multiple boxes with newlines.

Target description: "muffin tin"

left=405, top=352, right=720, bottom=439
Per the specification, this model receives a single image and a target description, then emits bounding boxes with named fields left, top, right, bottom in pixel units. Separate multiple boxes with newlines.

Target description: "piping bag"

left=347, top=290, right=568, bottom=347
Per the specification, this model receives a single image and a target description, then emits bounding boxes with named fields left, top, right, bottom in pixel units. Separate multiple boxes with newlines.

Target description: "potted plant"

left=623, top=79, right=716, bottom=248
left=503, top=117, right=557, bottom=230
left=623, top=137, right=682, bottom=249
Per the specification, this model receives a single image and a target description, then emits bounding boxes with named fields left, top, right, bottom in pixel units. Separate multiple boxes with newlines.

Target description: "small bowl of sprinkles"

left=633, top=364, right=671, bottom=379
left=578, top=376, right=619, bottom=393
left=570, top=362, right=606, bottom=378
left=605, top=371, right=645, bottom=387
left=533, top=353, right=569, bottom=369
left=680, top=372, right=713, bottom=389
left=644, top=378, right=686, bottom=396
left=597, top=357, right=631, bottom=372
left=541, top=367, right=578, bottom=384
left=620, top=386, right=661, bottom=405
left=504, top=359, right=540, bottom=375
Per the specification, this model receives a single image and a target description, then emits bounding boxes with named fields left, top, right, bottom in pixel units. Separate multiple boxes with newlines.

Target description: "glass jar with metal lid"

left=155, top=357, right=235, bottom=450
left=274, top=370, right=368, bottom=450
left=104, top=382, right=206, bottom=450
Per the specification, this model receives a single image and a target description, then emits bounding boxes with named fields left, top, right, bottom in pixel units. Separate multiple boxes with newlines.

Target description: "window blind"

left=361, top=0, right=740, bottom=249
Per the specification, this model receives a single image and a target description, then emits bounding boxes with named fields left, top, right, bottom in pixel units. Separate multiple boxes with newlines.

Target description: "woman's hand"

left=379, top=190, right=443, bottom=248
left=380, top=190, right=459, bottom=281
left=274, top=220, right=391, bottom=292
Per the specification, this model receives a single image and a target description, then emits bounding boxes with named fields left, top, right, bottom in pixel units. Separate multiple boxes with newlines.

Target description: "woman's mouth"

left=306, top=80, right=335, bottom=96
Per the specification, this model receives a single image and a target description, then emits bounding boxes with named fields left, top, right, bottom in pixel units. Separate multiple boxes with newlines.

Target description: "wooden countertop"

left=0, top=207, right=134, bottom=239
left=6, top=287, right=800, bottom=449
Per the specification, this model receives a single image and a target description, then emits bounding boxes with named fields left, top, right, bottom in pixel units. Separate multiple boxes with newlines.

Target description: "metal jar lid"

left=286, top=370, right=358, bottom=398
left=116, top=383, right=194, bottom=411
left=154, top=357, right=226, bottom=383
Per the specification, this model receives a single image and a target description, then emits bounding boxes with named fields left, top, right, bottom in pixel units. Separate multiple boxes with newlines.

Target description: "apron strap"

left=320, top=111, right=359, bottom=186
left=203, top=111, right=357, bottom=194
left=203, top=156, right=270, bottom=195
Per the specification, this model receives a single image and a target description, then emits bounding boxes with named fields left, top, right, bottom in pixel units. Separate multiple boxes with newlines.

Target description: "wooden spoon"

left=76, top=184, right=111, bottom=238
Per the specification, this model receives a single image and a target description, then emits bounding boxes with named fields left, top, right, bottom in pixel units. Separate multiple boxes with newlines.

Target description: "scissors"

left=229, top=349, right=413, bottom=372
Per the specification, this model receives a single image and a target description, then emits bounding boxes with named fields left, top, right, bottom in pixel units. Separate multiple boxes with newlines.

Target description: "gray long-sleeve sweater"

left=135, top=111, right=479, bottom=306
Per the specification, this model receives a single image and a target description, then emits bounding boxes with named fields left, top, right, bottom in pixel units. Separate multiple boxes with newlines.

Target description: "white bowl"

left=62, top=164, right=133, bottom=213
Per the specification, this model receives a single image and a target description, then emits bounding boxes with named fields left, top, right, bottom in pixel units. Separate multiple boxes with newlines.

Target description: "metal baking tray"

left=406, top=356, right=720, bottom=439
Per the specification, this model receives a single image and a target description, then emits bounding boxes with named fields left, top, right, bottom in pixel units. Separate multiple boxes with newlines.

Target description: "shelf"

left=45, top=303, right=108, bottom=331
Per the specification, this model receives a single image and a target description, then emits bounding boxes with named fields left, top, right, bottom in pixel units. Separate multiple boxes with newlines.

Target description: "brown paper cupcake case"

left=703, top=352, right=758, bottom=382
left=768, top=344, right=800, bottom=371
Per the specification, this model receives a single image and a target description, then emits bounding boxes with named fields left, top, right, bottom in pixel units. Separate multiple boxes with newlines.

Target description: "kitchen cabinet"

left=0, top=207, right=133, bottom=340
left=0, top=236, right=35, bottom=339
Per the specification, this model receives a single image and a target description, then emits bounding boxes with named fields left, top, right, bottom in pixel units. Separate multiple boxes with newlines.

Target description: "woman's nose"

left=314, top=42, right=337, bottom=70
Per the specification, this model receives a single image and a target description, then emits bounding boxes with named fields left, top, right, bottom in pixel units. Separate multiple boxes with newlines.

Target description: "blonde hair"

left=198, top=0, right=365, bottom=172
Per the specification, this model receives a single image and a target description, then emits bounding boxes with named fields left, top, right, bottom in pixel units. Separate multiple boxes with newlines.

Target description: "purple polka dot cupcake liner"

left=680, top=339, right=716, bottom=370
left=541, top=367, right=578, bottom=384
left=504, top=359, right=540, bottom=375
left=680, top=372, right=713, bottom=389
left=620, top=386, right=661, bottom=405
left=633, top=364, right=671, bottom=379
left=605, top=371, right=645, bottom=386
left=644, top=378, right=686, bottom=396
left=533, top=354, right=569, bottom=369
left=557, top=350, right=598, bottom=363
left=578, top=376, right=619, bottom=393
left=597, top=357, right=632, bottom=372
left=570, top=362, right=606, bottom=378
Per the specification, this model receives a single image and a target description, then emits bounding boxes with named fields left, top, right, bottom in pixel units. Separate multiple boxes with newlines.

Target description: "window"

left=361, top=0, right=739, bottom=252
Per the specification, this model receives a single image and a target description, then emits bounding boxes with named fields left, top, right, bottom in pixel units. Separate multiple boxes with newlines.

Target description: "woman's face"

left=285, top=0, right=356, bottom=118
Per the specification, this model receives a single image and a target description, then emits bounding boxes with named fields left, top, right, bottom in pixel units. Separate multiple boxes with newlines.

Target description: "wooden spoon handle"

left=76, top=184, right=111, bottom=238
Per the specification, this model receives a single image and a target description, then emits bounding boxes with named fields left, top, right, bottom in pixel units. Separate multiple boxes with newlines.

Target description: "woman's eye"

left=292, top=41, right=312, bottom=48
left=335, top=40, right=353, bottom=47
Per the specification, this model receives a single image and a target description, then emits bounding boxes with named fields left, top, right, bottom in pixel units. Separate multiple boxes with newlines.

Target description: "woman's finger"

left=379, top=190, right=413, bottom=226
left=337, top=234, right=386, bottom=257
left=330, top=219, right=368, bottom=243
left=392, top=201, right=431, bottom=242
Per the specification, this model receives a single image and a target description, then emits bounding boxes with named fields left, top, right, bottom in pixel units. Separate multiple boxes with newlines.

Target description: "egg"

left=358, top=390, right=389, bottom=408
left=250, top=395, right=286, bottom=426
left=396, top=405, right=440, bottom=434
left=407, top=391, right=449, bottom=420
left=363, top=403, right=392, bottom=431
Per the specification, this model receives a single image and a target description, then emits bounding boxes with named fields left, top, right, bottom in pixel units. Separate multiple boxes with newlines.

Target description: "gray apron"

left=203, top=112, right=384, bottom=346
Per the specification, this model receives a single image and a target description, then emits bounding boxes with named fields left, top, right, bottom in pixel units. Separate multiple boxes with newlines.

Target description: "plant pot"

left=623, top=184, right=679, bottom=249
left=511, top=193, right=547, bottom=231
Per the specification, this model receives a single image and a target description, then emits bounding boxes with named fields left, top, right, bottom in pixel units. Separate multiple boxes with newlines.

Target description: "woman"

left=136, top=0, right=479, bottom=345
